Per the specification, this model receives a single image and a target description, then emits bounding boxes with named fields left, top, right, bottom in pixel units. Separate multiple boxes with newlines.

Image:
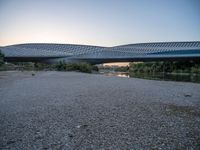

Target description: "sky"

left=0, top=0, right=200, bottom=46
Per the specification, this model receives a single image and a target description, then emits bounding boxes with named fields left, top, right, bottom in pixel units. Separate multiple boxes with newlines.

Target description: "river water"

left=99, top=71, right=200, bottom=83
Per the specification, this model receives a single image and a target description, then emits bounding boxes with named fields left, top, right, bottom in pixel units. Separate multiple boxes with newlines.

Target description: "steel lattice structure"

left=1, top=41, right=200, bottom=64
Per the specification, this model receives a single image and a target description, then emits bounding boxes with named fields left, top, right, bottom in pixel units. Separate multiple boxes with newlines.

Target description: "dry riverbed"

left=0, top=71, right=200, bottom=149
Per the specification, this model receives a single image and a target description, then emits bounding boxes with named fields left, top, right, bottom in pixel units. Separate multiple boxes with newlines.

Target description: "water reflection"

left=101, top=72, right=129, bottom=78
left=100, top=71, right=200, bottom=83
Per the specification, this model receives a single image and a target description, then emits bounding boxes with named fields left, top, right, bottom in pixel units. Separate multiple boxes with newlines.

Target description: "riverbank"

left=99, top=70, right=200, bottom=83
left=0, top=71, right=200, bottom=149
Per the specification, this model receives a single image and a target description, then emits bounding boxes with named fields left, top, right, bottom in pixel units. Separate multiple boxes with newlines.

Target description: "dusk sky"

left=0, top=0, right=200, bottom=46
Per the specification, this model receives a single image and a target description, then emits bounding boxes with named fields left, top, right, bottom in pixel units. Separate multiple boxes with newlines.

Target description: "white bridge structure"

left=1, top=41, right=200, bottom=64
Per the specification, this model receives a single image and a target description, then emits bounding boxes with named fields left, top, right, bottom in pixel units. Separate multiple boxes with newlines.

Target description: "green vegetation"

left=55, top=61, right=98, bottom=73
left=0, top=50, right=4, bottom=66
left=99, top=61, right=200, bottom=83
left=13, top=62, right=35, bottom=71
left=34, top=63, right=54, bottom=71
left=0, top=57, right=98, bottom=73
left=0, top=62, right=36, bottom=71
left=129, top=60, right=200, bottom=74
left=114, top=66, right=129, bottom=72
left=1, top=53, right=200, bottom=77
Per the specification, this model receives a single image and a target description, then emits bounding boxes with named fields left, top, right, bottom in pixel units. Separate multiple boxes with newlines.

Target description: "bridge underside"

left=1, top=41, right=200, bottom=64
left=69, top=56, right=200, bottom=64
left=4, top=56, right=200, bottom=65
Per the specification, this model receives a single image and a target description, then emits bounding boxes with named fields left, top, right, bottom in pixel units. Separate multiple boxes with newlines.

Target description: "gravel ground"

left=0, top=71, right=200, bottom=150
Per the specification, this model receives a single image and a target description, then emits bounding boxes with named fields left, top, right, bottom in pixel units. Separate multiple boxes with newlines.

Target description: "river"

left=99, top=70, right=200, bottom=83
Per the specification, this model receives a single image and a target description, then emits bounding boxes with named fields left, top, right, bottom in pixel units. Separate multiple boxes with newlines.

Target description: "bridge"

left=1, top=41, right=200, bottom=64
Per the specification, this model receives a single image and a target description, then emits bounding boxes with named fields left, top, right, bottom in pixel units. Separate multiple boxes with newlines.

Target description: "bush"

left=191, top=66, right=200, bottom=74
left=114, top=66, right=129, bottom=72
left=129, top=61, right=200, bottom=74
left=55, top=61, right=96, bottom=73
left=77, top=62, right=92, bottom=73
left=0, top=50, right=4, bottom=66
left=55, top=61, right=66, bottom=71
left=34, top=63, right=54, bottom=71
left=92, top=65, right=99, bottom=72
